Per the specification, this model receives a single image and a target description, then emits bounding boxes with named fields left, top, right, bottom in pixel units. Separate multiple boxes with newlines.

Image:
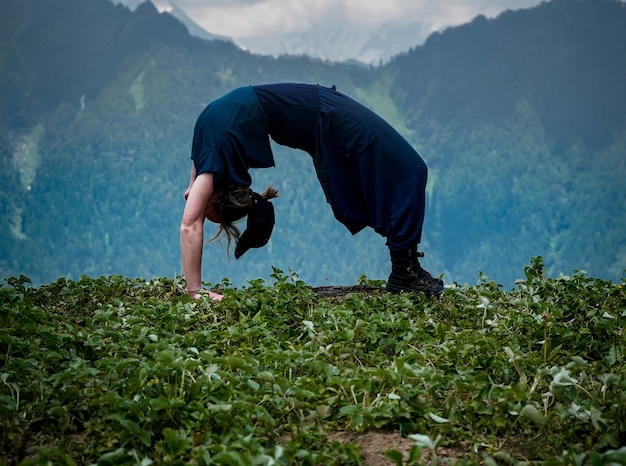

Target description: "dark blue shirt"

left=191, top=86, right=274, bottom=188
left=254, top=83, right=318, bottom=156
left=190, top=83, right=428, bottom=249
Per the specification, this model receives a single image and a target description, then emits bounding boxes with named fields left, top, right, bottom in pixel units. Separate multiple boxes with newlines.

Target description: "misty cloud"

left=119, top=0, right=545, bottom=62
left=166, top=0, right=543, bottom=39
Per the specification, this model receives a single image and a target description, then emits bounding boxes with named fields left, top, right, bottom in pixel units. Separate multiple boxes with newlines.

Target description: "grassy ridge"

left=1, top=259, right=625, bottom=465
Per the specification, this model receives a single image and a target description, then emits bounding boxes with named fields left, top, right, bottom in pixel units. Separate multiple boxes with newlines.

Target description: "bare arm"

left=184, top=164, right=196, bottom=200
left=180, top=171, right=223, bottom=301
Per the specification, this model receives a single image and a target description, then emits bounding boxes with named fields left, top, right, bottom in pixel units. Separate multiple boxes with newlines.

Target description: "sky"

left=151, top=0, right=545, bottom=42
left=119, top=0, right=549, bottom=62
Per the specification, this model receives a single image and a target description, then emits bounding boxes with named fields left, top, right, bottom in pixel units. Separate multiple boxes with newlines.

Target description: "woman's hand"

left=189, top=289, right=223, bottom=301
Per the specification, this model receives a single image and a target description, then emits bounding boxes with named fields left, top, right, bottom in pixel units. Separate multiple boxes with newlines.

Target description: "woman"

left=181, top=83, right=443, bottom=301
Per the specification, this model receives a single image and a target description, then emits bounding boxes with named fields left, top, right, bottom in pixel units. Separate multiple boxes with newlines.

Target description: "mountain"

left=389, top=0, right=626, bottom=146
left=1, top=0, right=625, bottom=289
left=236, top=20, right=434, bottom=65
left=383, top=0, right=626, bottom=280
left=1, top=0, right=197, bottom=122
left=111, top=0, right=238, bottom=45
left=111, top=0, right=434, bottom=64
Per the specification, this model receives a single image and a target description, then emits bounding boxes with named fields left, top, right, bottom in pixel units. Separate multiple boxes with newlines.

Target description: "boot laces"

left=412, top=252, right=440, bottom=285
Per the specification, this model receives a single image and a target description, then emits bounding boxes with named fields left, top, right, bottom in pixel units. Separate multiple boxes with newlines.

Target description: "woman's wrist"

left=187, top=288, right=224, bottom=302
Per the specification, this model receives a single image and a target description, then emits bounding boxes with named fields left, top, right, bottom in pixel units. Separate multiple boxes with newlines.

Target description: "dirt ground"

left=330, top=431, right=416, bottom=465
left=329, top=431, right=466, bottom=465
left=312, top=285, right=383, bottom=298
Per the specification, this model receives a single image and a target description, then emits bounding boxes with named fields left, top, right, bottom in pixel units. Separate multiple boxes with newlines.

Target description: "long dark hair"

left=209, top=184, right=279, bottom=253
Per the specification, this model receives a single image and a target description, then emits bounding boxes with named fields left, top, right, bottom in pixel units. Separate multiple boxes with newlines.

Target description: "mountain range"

left=112, top=0, right=235, bottom=44
left=111, top=0, right=437, bottom=64
left=1, top=0, right=625, bottom=288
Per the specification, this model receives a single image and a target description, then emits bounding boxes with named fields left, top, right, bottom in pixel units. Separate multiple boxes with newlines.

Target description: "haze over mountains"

left=1, top=0, right=625, bottom=288
left=111, top=0, right=475, bottom=64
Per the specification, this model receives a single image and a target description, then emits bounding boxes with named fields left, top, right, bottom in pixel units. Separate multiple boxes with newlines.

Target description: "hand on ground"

left=190, top=290, right=223, bottom=301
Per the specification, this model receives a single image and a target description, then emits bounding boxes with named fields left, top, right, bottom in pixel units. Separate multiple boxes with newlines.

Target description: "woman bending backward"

left=181, top=83, right=443, bottom=301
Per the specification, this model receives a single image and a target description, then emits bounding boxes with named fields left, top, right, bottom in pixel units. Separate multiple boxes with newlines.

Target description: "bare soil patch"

left=312, top=285, right=383, bottom=298
left=329, top=431, right=467, bottom=465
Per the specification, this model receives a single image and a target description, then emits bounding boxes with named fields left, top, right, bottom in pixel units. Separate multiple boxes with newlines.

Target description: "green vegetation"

left=2, top=8, right=623, bottom=463
left=1, top=0, right=625, bottom=289
left=13, top=124, right=44, bottom=191
left=353, top=81, right=413, bottom=138
left=2, top=258, right=625, bottom=464
left=129, top=71, right=146, bottom=112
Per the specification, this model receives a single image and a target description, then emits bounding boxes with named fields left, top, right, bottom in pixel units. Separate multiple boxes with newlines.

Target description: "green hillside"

left=385, top=0, right=626, bottom=284
left=0, top=0, right=625, bottom=288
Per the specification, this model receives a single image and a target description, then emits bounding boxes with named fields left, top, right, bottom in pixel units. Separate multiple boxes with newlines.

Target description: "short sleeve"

left=191, top=86, right=275, bottom=188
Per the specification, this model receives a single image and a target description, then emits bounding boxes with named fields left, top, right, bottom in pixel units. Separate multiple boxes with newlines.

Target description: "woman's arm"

left=184, top=164, right=196, bottom=200
left=180, top=172, right=223, bottom=301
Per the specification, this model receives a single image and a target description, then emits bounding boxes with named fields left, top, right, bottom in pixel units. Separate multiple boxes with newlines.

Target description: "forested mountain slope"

left=0, top=0, right=624, bottom=287
left=384, top=0, right=626, bottom=283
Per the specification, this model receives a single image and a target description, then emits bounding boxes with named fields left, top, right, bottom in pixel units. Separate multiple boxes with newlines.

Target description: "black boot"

left=387, top=247, right=444, bottom=296
left=411, top=250, right=445, bottom=288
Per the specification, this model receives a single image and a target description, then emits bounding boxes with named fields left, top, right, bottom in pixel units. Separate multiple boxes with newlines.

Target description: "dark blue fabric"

left=253, top=84, right=318, bottom=156
left=191, top=86, right=274, bottom=188
left=315, top=85, right=427, bottom=250
left=191, top=83, right=428, bottom=250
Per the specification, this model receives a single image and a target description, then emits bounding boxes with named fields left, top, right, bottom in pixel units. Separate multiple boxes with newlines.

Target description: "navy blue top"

left=191, top=86, right=273, bottom=188
left=254, top=83, right=318, bottom=156
left=190, top=83, right=428, bottom=250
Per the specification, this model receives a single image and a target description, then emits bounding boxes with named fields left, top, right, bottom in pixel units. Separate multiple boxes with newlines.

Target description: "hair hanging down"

left=209, top=184, right=279, bottom=254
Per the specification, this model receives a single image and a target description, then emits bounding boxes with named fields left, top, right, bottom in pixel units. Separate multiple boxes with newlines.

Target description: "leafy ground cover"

left=1, top=258, right=625, bottom=465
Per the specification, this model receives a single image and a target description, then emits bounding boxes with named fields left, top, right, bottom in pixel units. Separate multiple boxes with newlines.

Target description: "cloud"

left=173, top=0, right=543, bottom=40
left=179, top=0, right=335, bottom=38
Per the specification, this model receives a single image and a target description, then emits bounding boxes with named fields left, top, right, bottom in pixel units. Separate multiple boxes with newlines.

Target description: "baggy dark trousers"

left=314, top=86, right=428, bottom=251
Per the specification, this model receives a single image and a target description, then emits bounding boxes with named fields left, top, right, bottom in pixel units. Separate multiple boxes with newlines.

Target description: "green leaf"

left=119, top=419, right=141, bottom=435
left=384, top=449, right=405, bottom=465
left=551, top=368, right=578, bottom=387
left=603, top=446, right=626, bottom=465
left=160, top=428, right=189, bottom=455
left=407, top=445, right=424, bottom=463
left=408, top=434, right=442, bottom=450
left=97, top=448, right=128, bottom=466
left=139, top=429, right=152, bottom=448
left=519, top=404, right=546, bottom=425
left=427, top=413, right=450, bottom=424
